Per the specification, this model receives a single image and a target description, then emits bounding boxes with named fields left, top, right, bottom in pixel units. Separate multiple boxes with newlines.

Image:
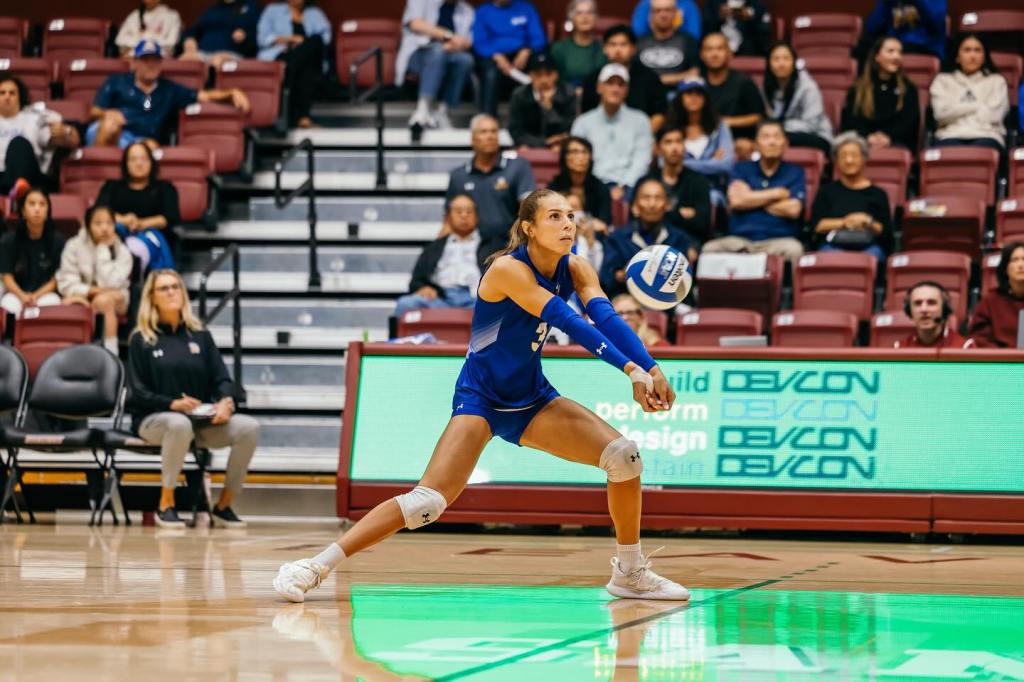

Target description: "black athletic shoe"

left=156, top=507, right=186, bottom=528
left=212, top=506, right=247, bottom=528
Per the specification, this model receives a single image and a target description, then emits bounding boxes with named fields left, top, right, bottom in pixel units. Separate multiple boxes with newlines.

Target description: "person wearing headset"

left=894, top=280, right=974, bottom=349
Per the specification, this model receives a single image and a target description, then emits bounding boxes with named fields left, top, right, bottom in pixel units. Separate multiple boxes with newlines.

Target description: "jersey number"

left=531, top=322, right=548, bottom=352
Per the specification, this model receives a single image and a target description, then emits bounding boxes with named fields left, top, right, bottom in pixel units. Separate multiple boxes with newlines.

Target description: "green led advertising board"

left=349, top=355, right=1024, bottom=492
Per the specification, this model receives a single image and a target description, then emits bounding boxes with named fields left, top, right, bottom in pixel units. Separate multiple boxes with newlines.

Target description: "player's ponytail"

left=486, top=188, right=561, bottom=265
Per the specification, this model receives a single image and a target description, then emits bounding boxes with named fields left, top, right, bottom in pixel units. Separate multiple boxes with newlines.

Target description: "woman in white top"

left=762, top=42, right=833, bottom=155
left=930, top=33, right=1008, bottom=151
left=115, top=0, right=183, bottom=57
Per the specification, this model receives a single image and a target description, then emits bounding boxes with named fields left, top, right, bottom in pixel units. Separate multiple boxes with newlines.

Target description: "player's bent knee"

left=395, top=485, right=447, bottom=529
left=599, top=436, right=642, bottom=482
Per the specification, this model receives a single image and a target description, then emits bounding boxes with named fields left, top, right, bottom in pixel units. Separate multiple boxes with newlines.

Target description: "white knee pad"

left=599, top=437, right=642, bottom=482
left=395, top=486, right=447, bottom=529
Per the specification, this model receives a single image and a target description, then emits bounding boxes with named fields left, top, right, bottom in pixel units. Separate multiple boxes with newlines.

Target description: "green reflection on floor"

left=348, top=585, right=1024, bottom=681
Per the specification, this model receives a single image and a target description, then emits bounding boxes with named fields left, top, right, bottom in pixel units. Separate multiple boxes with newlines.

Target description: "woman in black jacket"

left=127, top=269, right=260, bottom=529
left=547, top=136, right=612, bottom=227
left=841, top=36, right=920, bottom=152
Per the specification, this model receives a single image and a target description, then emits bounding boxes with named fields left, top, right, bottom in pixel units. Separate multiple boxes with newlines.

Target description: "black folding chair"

left=0, top=345, right=30, bottom=523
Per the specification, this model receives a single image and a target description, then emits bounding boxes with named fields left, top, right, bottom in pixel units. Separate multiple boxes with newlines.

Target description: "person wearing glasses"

left=613, top=293, right=668, bottom=346
left=127, top=269, right=260, bottom=529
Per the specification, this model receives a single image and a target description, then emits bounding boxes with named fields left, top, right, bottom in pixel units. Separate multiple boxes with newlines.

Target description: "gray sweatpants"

left=138, top=412, right=261, bottom=496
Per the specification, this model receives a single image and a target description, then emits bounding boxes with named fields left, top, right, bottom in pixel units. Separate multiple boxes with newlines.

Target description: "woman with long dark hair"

left=547, top=135, right=612, bottom=228
left=665, top=78, right=734, bottom=201
left=0, top=187, right=65, bottom=315
left=969, top=241, right=1024, bottom=348
left=930, top=33, right=1008, bottom=151
left=762, top=42, right=832, bottom=154
left=841, top=36, right=920, bottom=152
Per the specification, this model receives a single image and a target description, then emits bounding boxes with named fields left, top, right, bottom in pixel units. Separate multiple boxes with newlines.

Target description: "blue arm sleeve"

left=540, top=296, right=631, bottom=371
left=586, top=297, right=657, bottom=372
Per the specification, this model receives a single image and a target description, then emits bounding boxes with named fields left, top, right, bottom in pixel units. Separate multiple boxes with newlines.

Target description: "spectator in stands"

left=0, top=75, right=80, bottom=195
left=548, top=135, right=612, bottom=227
left=115, top=0, right=183, bottom=58
left=864, top=0, right=946, bottom=60
left=631, top=0, right=701, bottom=41
left=446, top=114, right=536, bottom=244
left=810, top=132, right=891, bottom=261
left=841, top=37, right=920, bottom=152
left=599, top=177, right=693, bottom=296
left=703, top=120, right=805, bottom=262
left=571, top=64, right=653, bottom=201
left=699, top=32, right=764, bottom=158
left=563, top=192, right=604, bottom=270
left=613, top=293, right=668, bottom=346
left=0, top=187, right=65, bottom=315
left=395, top=194, right=489, bottom=320
left=930, top=33, right=1008, bottom=151
left=473, top=0, right=548, bottom=117
left=90, top=41, right=250, bottom=149
left=395, top=0, right=475, bottom=130
left=181, top=0, right=261, bottom=66
left=639, top=125, right=711, bottom=242
left=56, top=205, right=133, bottom=354
left=257, top=0, right=331, bottom=129
left=701, top=0, right=770, bottom=57
left=128, top=269, right=259, bottom=529
left=551, top=0, right=606, bottom=86
left=97, top=142, right=180, bottom=271
left=763, top=42, right=833, bottom=154
left=895, top=280, right=974, bottom=348
left=580, top=25, right=667, bottom=130
left=509, top=51, right=576, bottom=150
left=969, top=241, right=1024, bottom=348
left=637, top=0, right=701, bottom=87
left=665, top=78, right=735, bottom=203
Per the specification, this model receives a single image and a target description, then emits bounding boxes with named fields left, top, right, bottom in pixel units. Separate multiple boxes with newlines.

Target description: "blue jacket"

left=257, top=3, right=332, bottom=61
left=631, top=0, right=701, bottom=41
left=473, top=1, right=547, bottom=58
left=865, top=0, right=946, bottom=60
left=599, top=222, right=692, bottom=297
left=184, top=0, right=261, bottom=57
left=684, top=121, right=735, bottom=187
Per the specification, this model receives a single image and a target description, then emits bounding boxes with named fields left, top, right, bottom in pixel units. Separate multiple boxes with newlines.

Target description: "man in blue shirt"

left=473, top=0, right=548, bottom=116
left=703, top=120, right=805, bottom=263
left=631, top=0, right=701, bottom=41
left=89, top=40, right=250, bottom=148
left=864, top=0, right=946, bottom=60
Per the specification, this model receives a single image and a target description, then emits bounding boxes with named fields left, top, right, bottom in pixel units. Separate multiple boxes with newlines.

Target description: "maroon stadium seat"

left=517, top=147, right=560, bottom=186
left=920, top=142, right=999, bottom=207
left=0, top=17, right=28, bottom=59
left=800, top=55, right=857, bottom=92
left=397, top=308, right=473, bottom=344
left=791, top=14, right=862, bottom=57
left=43, top=17, right=110, bottom=69
left=902, top=54, right=940, bottom=92
left=793, top=251, right=877, bottom=321
left=862, top=146, right=912, bottom=212
left=992, top=52, right=1022, bottom=107
left=675, top=308, right=763, bottom=346
left=771, top=310, right=858, bottom=347
left=161, top=59, right=208, bottom=91
left=13, top=305, right=95, bottom=380
left=154, top=146, right=213, bottom=223
left=215, top=59, right=284, bottom=129
left=731, top=56, right=765, bottom=88
left=47, top=193, right=87, bottom=240
left=178, top=102, right=246, bottom=174
left=60, top=147, right=122, bottom=205
left=337, top=18, right=400, bottom=88
left=821, top=88, right=845, bottom=131
left=884, top=250, right=971, bottom=321
left=870, top=309, right=958, bottom=347
left=959, top=11, right=1024, bottom=54
left=643, top=310, right=668, bottom=338
left=902, top=196, right=986, bottom=259
left=996, top=198, right=1024, bottom=247
left=1009, top=148, right=1024, bottom=198
left=982, top=251, right=1002, bottom=293
left=593, top=16, right=629, bottom=37
left=783, top=147, right=825, bottom=221
left=60, top=57, right=127, bottom=104
left=695, top=253, right=784, bottom=331
left=0, top=58, right=52, bottom=102
left=42, top=98, right=89, bottom=124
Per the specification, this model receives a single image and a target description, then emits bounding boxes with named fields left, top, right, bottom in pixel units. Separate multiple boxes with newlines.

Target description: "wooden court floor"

left=1, top=521, right=1022, bottom=681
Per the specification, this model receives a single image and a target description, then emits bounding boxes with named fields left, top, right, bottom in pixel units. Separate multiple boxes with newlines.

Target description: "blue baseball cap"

left=134, top=39, right=163, bottom=59
left=677, top=77, right=707, bottom=94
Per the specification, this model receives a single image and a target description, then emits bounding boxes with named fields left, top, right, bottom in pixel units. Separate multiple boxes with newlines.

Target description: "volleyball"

left=624, top=245, right=693, bottom=311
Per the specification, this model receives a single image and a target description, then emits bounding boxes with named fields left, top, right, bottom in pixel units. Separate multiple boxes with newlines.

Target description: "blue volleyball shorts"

left=451, top=386, right=561, bottom=445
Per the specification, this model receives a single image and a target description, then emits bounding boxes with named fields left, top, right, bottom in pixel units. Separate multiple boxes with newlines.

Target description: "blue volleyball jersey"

left=455, top=245, right=576, bottom=408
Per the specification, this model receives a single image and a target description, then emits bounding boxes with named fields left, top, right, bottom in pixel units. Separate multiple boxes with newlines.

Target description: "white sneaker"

left=606, top=549, right=691, bottom=601
left=433, top=107, right=453, bottom=130
left=273, top=559, right=330, bottom=602
left=408, top=109, right=436, bottom=129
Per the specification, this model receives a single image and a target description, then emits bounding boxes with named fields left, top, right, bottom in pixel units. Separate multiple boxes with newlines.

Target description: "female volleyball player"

left=274, top=189, right=690, bottom=602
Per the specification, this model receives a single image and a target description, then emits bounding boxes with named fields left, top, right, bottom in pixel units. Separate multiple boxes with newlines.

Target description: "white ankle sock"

left=616, top=542, right=642, bottom=571
left=313, top=543, right=346, bottom=571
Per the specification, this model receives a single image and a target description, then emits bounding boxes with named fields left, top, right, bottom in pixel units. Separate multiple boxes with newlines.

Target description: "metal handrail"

left=349, top=45, right=387, bottom=189
left=273, top=138, right=321, bottom=290
left=198, top=243, right=246, bottom=405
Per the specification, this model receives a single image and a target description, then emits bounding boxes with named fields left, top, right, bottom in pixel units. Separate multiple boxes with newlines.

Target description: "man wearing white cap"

left=570, top=63, right=653, bottom=202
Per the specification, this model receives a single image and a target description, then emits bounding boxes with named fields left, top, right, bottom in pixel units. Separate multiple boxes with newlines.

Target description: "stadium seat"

left=12, top=305, right=95, bottom=380
left=858, top=146, right=912, bottom=213
left=153, top=146, right=213, bottom=224
left=793, top=251, right=877, bottom=321
left=337, top=18, right=400, bottom=88
left=771, top=310, right=858, bottom=347
left=1009, top=148, right=1024, bottom=198
left=869, top=309, right=959, bottom=347
left=611, top=197, right=629, bottom=227
left=47, top=193, right=88, bottom=239
left=177, top=102, right=246, bottom=174
left=884, top=250, right=971, bottom=321
left=902, top=54, right=940, bottom=92
left=783, top=147, right=825, bottom=220
left=215, top=59, right=284, bottom=129
left=821, top=88, right=845, bottom=131
left=902, top=196, right=986, bottom=259
left=60, top=57, right=127, bottom=104
left=161, top=59, right=208, bottom=91
left=695, top=253, right=783, bottom=330
left=0, top=58, right=52, bottom=102
left=800, top=55, right=857, bottom=92
left=0, top=17, right=28, bottom=59
left=60, top=147, right=123, bottom=205
left=791, top=14, right=862, bottom=57
left=996, top=198, right=1024, bottom=246
left=42, top=98, right=89, bottom=124
left=920, top=146, right=999, bottom=205
left=992, top=52, right=1022, bottom=107
left=644, top=310, right=668, bottom=339
left=43, top=17, right=110, bottom=68
left=593, top=16, right=629, bottom=36
left=397, top=308, right=473, bottom=344
left=517, top=147, right=559, bottom=186
left=981, top=251, right=1001, bottom=294
left=731, top=56, right=765, bottom=87
left=959, top=10, right=1024, bottom=54
left=675, top=308, right=763, bottom=346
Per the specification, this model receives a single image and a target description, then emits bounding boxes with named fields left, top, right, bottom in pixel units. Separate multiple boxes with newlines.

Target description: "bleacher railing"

left=348, top=45, right=386, bottom=189
left=272, top=138, right=321, bottom=291
left=198, top=243, right=246, bottom=406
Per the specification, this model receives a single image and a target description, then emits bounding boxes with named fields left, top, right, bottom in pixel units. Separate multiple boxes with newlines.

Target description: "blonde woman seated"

left=612, top=293, right=668, bottom=347
left=127, top=269, right=260, bottom=529
left=56, top=205, right=134, bottom=355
